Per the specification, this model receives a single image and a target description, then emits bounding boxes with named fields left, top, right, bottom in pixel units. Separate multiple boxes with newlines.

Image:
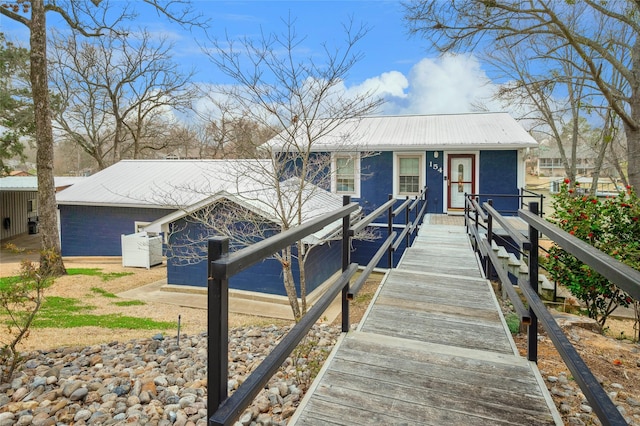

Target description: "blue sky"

left=1, top=0, right=501, bottom=116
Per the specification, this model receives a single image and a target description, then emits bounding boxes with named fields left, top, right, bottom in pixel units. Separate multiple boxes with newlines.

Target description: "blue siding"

left=426, top=151, right=444, bottom=213
left=351, top=224, right=408, bottom=269
left=59, top=205, right=170, bottom=256
left=167, top=242, right=340, bottom=295
left=166, top=216, right=341, bottom=296
left=358, top=152, right=393, bottom=215
left=300, top=240, right=341, bottom=291
left=479, top=150, right=519, bottom=215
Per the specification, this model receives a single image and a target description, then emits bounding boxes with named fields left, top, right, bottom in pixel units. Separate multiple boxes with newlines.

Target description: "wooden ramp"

left=290, top=216, right=561, bottom=425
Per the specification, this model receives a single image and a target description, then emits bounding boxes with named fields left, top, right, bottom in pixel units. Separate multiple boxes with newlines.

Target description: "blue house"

left=263, top=112, right=538, bottom=265
left=55, top=159, right=349, bottom=296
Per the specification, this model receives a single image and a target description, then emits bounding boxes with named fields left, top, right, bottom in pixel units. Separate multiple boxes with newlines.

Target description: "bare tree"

left=171, top=16, right=382, bottom=320
left=0, top=33, right=32, bottom=174
left=404, top=0, right=640, bottom=189
left=0, top=0, right=200, bottom=275
left=50, top=28, right=197, bottom=169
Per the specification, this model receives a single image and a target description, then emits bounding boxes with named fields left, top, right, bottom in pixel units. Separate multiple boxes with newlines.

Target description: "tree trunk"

left=589, top=116, right=614, bottom=197
left=297, top=241, right=307, bottom=316
left=626, top=123, right=640, bottom=190
left=281, top=247, right=301, bottom=320
left=30, top=0, right=65, bottom=276
left=609, top=141, right=629, bottom=188
left=627, top=36, right=640, bottom=190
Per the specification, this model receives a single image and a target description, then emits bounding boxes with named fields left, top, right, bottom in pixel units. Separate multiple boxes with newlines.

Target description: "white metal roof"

left=144, top=177, right=349, bottom=243
left=55, top=160, right=274, bottom=208
left=56, top=159, right=351, bottom=241
left=0, top=176, right=85, bottom=191
left=0, top=176, right=37, bottom=191
left=263, top=112, right=538, bottom=152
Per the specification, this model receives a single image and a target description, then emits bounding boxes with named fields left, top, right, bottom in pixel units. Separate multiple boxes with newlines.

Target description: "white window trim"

left=393, top=152, right=425, bottom=198
left=331, top=152, right=361, bottom=198
left=134, top=221, right=152, bottom=234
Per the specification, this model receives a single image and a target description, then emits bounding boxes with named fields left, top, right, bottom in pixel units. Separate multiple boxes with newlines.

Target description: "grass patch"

left=66, top=268, right=134, bottom=281
left=113, top=300, right=146, bottom=307
left=66, top=268, right=103, bottom=277
left=505, top=313, right=521, bottom=334
left=91, top=287, right=117, bottom=298
left=28, top=296, right=174, bottom=330
left=0, top=275, right=21, bottom=290
left=100, top=271, right=134, bottom=281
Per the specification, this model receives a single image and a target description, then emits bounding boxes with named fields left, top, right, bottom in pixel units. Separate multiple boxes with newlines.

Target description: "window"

left=396, top=154, right=422, bottom=195
left=336, top=157, right=355, bottom=192
left=332, top=153, right=360, bottom=196
left=27, top=199, right=37, bottom=218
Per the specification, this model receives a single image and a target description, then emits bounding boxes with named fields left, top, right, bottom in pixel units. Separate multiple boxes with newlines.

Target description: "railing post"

left=528, top=202, right=539, bottom=362
left=473, top=197, right=479, bottom=251
left=519, top=187, right=523, bottom=210
left=485, top=199, right=494, bottom=279
left=208, top=237, right=229, bottom=423
left=539, top=193, right=544, bottom=217
left=342, top=195, right=351, bottom=333
left=405, top=196, right=410, bottom=248
left=387, top=194, right=393, bottom=268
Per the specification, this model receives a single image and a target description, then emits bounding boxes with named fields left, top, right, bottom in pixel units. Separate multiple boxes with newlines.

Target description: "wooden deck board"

left=290, top=219, right=560, bottom=425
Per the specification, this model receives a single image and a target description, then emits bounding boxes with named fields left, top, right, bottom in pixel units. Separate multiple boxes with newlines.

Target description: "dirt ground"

left=0, top=253, right=380, bottom=352
left=0, top=257, right=289, bottom=352
left=510, top=304, right=640, bottom=423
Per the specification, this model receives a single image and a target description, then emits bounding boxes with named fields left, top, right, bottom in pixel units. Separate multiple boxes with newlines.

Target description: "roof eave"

left=285, top=143, right=539, bottom=152
left=56, top=201, right=175, bottom=209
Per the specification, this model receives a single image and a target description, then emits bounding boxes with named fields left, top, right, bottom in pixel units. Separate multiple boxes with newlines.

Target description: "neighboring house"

left=55, top=159, right=348, bottom=296
left=535, top=140, right=599, bottom=177
left=0, top=176, right=84, bottom=241
left=264, top=112, right=538, bottom=265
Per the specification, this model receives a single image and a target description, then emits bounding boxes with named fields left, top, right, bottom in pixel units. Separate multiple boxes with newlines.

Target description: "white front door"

left=448, top=155, right=475, bottom=210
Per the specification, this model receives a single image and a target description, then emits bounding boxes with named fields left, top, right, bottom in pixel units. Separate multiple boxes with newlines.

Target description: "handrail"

left=470, top=197, right=487, bottom=221
left=516, top=275, right=625, bottom=425
left=348, top=232, right=396, bottom=300
left=392, top=224, right=411, bottom=251
left=210, top=264, right=359, bottom=426
left=520, top=187, right=545, bottom=216
left=480, top=236, right=530, bottom=324
left=392, top=197, right=412, bottom=217
left=519, top=209, right=640, bottom=300
left=467, top=190, right=545, bottom=217
left=350, top=197, right=396, bottom=234
left=210, top=203, right=359, bottom=278
left=469, top=195, right=634, bottom=426
left=483, top=201, right=531, bottom=251
left=208, top=187, right=428, bottom=425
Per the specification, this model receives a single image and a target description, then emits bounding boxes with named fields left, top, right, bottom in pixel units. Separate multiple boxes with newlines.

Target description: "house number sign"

left=429, top=161, right=443, bottom=174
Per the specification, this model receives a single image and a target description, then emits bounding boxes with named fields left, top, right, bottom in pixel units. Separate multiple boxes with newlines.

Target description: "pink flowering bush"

left=546, top=179, right=639, bottom=330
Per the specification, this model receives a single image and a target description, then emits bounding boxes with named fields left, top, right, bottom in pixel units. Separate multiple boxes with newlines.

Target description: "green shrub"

left=547, top=180, right=639, bottom=329
left=0, top=252, right=57, bottom=384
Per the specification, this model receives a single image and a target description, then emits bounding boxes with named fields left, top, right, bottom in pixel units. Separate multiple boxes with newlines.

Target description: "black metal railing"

left=520, top=188, right=545, bottom=214
left=465, top=190, right=545, bottom=218
left=207, top=188, right=427, bottom=425
left=466, top=196, right=639, bottom=426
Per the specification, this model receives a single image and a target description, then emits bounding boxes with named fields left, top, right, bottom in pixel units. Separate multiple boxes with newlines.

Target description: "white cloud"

left=349, top=71, right=409, bottom=100
left=348, top=54, right=503, bottom=116
left=190, top=54, right=509, bottom=125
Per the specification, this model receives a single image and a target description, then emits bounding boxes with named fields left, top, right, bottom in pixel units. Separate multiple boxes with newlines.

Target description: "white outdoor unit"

left=121, top=232, right=163, bottom=269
